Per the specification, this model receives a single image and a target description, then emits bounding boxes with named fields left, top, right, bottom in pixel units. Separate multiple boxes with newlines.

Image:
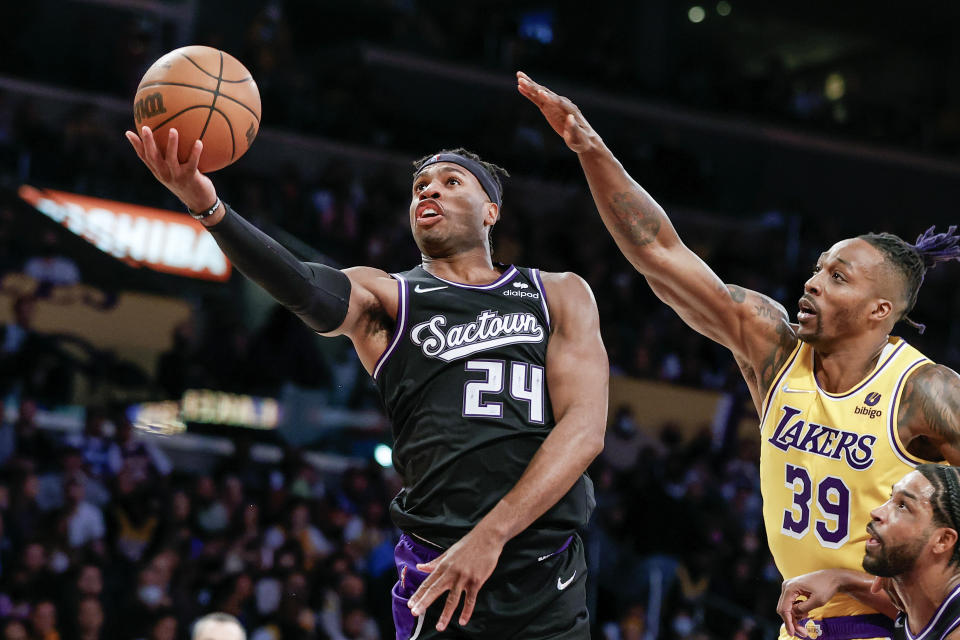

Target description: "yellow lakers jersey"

left=760, top=336, right=934, bottom=619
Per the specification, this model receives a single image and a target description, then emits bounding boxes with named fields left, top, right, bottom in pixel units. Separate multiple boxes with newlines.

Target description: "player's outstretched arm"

left=517, top=72, right=797, bottom=410
left=897, top=364, right=960, bottom=464
left=407, top=272, right=607, bottom=632
left=125, top=126, right=396, bottom=371
left=777, top=570, right=899, bottom=638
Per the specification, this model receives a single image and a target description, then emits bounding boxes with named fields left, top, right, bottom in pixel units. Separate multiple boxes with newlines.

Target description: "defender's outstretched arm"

left=517, top=72, right=797, bottom=409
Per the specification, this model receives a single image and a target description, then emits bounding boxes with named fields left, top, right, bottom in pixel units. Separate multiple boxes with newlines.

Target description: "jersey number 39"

left=782, top=463, right=851, bottom=548
left=462, top=360, right=544, bottom=423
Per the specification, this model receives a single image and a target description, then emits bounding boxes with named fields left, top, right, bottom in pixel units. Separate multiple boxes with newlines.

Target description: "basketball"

left=133, top=45, right=261, bottom=173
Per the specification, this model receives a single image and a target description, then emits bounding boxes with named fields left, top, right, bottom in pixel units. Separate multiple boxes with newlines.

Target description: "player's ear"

left=484, top=202, right=500, bottom=227
left=932, top=527, right=958, bottom=558
left=870, top=297, right=893, bottom=323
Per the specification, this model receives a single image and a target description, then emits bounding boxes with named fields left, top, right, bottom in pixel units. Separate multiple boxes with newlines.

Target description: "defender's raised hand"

left=516, top=71, right=600, bottom=153
left=125, top=126, right=219, bottom=217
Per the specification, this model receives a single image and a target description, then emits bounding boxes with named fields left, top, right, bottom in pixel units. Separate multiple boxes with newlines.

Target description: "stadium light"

left=717, top=1, right=731, bottom=16
left=688, top=6, right=706, bottom=22
left=825, top=73, right=846, bottom=101
left=374, top=444, right=393, bottom=467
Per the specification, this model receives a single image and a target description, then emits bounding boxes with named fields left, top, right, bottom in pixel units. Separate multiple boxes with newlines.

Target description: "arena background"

left=0, top=1, right=958, bottom=639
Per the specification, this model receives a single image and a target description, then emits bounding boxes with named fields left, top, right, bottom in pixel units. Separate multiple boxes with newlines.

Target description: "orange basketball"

left=133, top=46, right=261, bottom=173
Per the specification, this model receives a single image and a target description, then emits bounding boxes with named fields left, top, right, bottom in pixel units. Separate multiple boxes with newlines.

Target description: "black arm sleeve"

left=207, top=203, right=351, bottom=333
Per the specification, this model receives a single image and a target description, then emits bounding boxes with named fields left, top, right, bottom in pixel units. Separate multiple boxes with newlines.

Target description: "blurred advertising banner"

left=128, top=385, right=385, bottom=444
left=129, top=389, right=282, bottom=436
left=18, top=185, right=231, bottom=282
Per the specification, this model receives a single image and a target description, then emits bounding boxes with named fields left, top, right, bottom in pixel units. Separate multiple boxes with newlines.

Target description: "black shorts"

left=391, top=533, right=590, bottom=640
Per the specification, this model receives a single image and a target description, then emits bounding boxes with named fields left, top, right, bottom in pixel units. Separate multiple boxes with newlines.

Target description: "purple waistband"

left=402, top=531, right=575, bottom=564
left=539, top=535, right=573, bottom=561
left=798, top=614, right=894, bottom=640
left=400, top=533, right=442, bottom=561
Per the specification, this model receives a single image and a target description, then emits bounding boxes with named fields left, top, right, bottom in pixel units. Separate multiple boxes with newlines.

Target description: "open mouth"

left=797, top=297, right=818, bottom=322
left=865, top=524, right=883, bottom=548
left=416, top=199, right=444, bottom=225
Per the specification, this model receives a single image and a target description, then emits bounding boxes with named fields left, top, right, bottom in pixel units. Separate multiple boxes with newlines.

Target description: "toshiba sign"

left=19, top=185, right=231, bottom=282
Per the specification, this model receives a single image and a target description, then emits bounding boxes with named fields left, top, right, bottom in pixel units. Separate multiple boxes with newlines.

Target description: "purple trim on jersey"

left=903, top=562, right=960, bottom=640
left=392, top=534, right=442, bottom=640
left=887, top=357, right=931, bottom=468
left=428, top=265, right=518, bottom=290
left=943, top=618, right=960, bottom=640
left=374, top=274, right=408, bottom=380
left=815, top=340, right=906, bottom=398
left=797, top=614, right=893, bottom=640
left=531, top=268, right=550, bottom=331
left=538, top=534, right=573, bottom=561
left=760, top=343, right=802, bottom=425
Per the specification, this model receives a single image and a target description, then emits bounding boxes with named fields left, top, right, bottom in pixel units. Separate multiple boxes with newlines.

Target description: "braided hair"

left=859, top=226, right=960, bottom=334
left=916, top=464, right=960, bottom=567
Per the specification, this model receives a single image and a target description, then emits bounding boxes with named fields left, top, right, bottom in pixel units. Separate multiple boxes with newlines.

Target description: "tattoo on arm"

left=899, top=365, right=960, bottom=454
left=757, top=318, right=796, bottom=393
left=726, top=284, right=747, bottom=303
left=725, top=286, right=797, bottom=395
left=608, top=191, right=662, bottom=247
left=754, top=298, right=782, bottom=320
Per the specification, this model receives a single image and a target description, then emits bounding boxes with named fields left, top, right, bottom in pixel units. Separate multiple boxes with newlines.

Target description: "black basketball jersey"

left=373, top=264, right=595, bottom=551
left=895, top=584, right=960, bottom=640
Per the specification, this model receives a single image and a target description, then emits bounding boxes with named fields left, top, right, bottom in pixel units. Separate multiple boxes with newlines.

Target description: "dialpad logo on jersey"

left=411, top=310, right=545, bottom=362
left=767, top=405, right=876, bottom=470
left=504, top=280, right=539, bottom=299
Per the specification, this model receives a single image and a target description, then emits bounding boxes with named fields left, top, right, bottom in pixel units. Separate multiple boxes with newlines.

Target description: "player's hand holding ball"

left=125, top=46, right=261, bottom=217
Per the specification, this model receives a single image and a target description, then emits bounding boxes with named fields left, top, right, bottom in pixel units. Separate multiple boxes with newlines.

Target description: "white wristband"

left=188, top=197, right=221, bottom=220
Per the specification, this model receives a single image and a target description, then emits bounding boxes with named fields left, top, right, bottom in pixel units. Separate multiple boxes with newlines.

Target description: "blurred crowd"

left=592, top=409, right=779, bottom=640
left=0, top=2, right=958, bottom=639
left=5, top=1, right=960, bottom=158
left=0, top=393, right=401, bottom=640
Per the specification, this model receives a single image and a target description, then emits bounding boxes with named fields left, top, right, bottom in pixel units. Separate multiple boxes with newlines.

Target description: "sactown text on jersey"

left=411, top=310, right=545, bottom=362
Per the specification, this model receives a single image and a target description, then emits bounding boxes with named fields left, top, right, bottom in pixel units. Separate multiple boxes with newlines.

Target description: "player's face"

left=797, top=239, right=888, bottom=345
left=863, top=471, right=936, bottom=577
left=409, top=163, right=498, bottom=258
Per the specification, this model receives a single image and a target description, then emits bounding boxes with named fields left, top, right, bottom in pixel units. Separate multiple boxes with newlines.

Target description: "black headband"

left=415, top=153, right=502, bottom=207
